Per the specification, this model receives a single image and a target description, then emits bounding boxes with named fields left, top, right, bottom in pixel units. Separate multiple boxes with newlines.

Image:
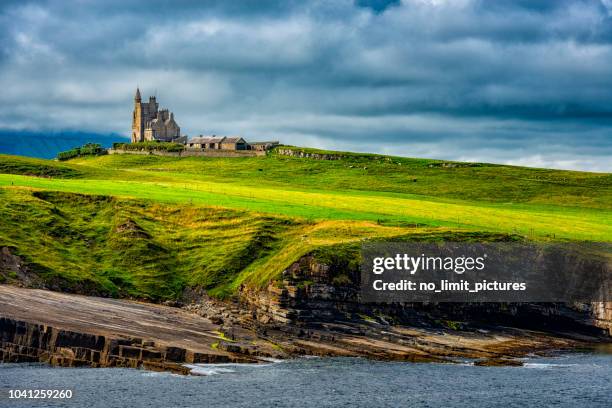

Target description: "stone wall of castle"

left=143, top=110, right=180, bottom=142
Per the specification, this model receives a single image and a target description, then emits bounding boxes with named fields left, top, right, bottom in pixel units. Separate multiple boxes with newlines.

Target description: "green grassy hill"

left=0, top=148, right=610, bottom=300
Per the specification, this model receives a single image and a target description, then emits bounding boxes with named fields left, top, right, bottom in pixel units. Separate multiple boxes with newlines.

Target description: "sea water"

left=1, top=352, right=611, bottom=407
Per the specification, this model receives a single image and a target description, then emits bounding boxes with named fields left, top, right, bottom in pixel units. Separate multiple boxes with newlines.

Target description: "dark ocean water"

left=1, top=352, right=611, bottom=408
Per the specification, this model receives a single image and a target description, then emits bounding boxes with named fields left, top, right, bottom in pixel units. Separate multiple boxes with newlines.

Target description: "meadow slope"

left=0, top=148, right=610, bottom=300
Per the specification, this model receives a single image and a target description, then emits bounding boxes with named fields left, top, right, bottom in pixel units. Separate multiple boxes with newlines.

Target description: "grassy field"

left=0, top=148, right=610, bottom=299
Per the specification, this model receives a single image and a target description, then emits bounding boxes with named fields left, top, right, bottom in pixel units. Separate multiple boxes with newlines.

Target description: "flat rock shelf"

left=0, top=285, right=278, bottom=374
left=1, top=285, right=609, bottom=374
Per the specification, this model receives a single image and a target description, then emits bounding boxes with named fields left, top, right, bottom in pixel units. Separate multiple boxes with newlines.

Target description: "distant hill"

left=0, top=130, right=126, bottom=159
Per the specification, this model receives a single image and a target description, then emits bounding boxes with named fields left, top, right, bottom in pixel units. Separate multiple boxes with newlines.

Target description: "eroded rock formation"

left=0, top=318, right=212, bottom=374
left=240, top=254, right=612, bottom=337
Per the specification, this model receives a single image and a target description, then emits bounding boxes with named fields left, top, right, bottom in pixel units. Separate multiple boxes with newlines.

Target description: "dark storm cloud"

left=0, top=0, right=611, bottom=171
left=356, top=0, right=401, bottom=13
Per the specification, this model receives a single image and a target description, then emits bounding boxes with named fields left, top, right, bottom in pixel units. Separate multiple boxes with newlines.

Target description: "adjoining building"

left=185, top=136, right=272, bottom=151
left=221, top=137, right=248, bottom=150
left=186, top=136, right=225, bottom=149
left=186, top=136, right=250, bottom=150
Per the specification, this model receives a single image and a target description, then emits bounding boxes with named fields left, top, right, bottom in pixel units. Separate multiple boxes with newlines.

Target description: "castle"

left=131, top=88, right=181, bottom=143
left=129, top=88, right=278, bottom=151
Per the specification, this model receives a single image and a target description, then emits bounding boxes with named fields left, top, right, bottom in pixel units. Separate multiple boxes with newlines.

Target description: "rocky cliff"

left=1, top=251, right=610, bottom=373
left=0, top=317, right=207, bottom=374
left=239, top=254, right=612, bottom=337
left=0, top=286, right=284, bottom=374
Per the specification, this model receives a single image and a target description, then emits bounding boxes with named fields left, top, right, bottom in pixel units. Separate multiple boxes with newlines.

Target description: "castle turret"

left=131, top=87, right=143, bottom=143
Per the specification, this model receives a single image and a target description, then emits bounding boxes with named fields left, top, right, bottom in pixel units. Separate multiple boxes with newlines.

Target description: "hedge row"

left=57, top=143, right=107, bottom=161
left=113, top=141, right=185, bottom=152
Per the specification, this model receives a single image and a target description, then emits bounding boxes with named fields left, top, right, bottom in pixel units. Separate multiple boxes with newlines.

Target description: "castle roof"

left=135, top=87, right=141, bottom=101
left=187, top=136, right=225, bottom=144
left=223, top=137, right=246, bottom=143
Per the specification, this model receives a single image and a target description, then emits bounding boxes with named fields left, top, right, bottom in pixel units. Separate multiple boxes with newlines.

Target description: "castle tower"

left=131, top=87, right=143, bottom=143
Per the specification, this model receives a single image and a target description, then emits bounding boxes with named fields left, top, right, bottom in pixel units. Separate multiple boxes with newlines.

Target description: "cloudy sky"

left=1, top=0, right=611, bottom=171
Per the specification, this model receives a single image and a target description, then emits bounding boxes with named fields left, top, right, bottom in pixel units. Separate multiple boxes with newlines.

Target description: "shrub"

left=113, top=141, right=184, bottom=152
left=57, top=143, right=107, bottom=161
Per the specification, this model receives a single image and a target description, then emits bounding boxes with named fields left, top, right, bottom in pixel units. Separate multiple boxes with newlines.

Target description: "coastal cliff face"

left=0, top=317, right=216, bottom=374
left=0, top=285, right=288, bottom=374
left=592, top=302, right=612, bottom=335
left=1, top=247, right=610, bottom=372
left=240, top=254, right=612, bottom=337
